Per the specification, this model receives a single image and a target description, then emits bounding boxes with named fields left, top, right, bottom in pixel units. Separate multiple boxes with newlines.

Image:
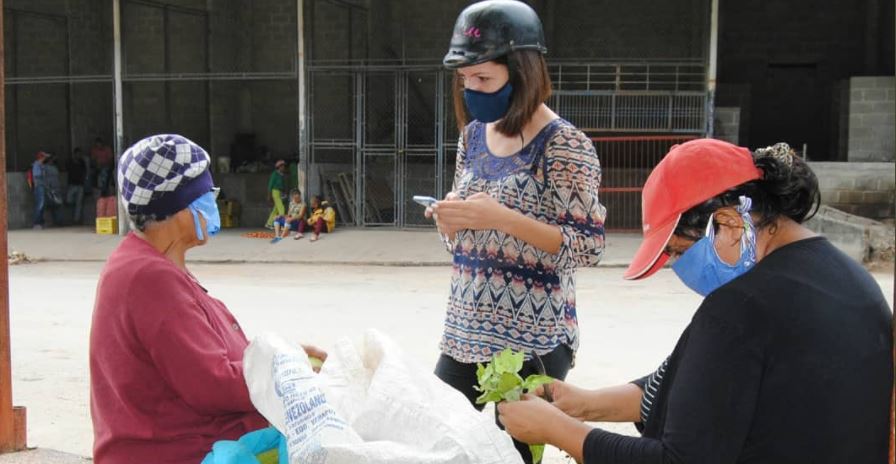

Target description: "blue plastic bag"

left=201, top=427, right=287, bottom=464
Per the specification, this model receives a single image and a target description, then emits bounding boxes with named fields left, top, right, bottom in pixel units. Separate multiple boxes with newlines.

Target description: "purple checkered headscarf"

left=118, top=134, right=213, bottom=220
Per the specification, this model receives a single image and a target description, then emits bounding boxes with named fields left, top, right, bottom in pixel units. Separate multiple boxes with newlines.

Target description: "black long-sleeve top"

left=585, top=237, right=893, bottom=463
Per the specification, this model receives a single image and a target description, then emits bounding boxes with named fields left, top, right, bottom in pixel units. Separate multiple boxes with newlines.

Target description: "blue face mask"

left=463, top=82, right=513, bottom=123
left=188, top=190, right=221, bottom=241
left=672, top=196, right=757, bottom=297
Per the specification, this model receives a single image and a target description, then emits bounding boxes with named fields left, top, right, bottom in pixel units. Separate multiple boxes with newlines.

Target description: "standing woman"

left=427, top=1, right=606, bottom=461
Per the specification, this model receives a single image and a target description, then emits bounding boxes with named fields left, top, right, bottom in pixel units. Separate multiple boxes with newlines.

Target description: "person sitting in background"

left=301, top=195, right=335, bottom=242
left=90, top=134, right=326, bottom=463
left=271, top=189, right=307, bottom=243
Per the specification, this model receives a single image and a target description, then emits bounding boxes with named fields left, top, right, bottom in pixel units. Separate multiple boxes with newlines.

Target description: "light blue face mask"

left=671, top=196, right=757, bottom=297
left=188, top=190, right=221, bottom=241
left=463, top=82, right=513, bottom=123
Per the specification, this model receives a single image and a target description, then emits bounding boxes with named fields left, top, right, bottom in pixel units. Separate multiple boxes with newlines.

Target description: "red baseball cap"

left=623, top=139, right=762, bottom=280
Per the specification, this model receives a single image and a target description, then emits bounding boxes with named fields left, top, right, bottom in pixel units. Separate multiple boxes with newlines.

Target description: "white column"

left=113, top=0, right=128, bottom=234
left=297, top=0, right=308, bottom=198
left=705, top=0, right=719, bottom=137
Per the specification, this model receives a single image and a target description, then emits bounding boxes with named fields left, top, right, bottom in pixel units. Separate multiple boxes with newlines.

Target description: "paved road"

left=7, top=261, right=893, bottom=462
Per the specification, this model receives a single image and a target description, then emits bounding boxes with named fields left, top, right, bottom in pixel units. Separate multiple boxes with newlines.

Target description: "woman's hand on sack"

left=301, top=344, right=327, bottom=373
left=427, top=191, right=461, bottom=239
left=431, top=192, right=511, bottom=233
left=533, top=380, right=594, bottom=422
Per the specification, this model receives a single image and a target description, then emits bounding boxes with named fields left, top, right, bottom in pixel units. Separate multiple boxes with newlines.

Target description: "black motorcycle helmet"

left=443, top=0, right=547, bottom=69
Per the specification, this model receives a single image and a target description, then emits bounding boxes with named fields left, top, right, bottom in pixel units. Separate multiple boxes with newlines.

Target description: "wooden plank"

left=325, top=179, right=350, bottom=225
left=12, top=406, right=25, bottom=450
left=0, top=0, right=24, bottom=452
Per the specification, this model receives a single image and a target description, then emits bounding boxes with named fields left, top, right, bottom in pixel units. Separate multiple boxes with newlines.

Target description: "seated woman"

left=302, top=195, right=336, bottom=242
left=90, top=134, right=325, bottom=463
left=271, top=189, right=307, bottom=243
left=497, top=140, right=893, bottom=463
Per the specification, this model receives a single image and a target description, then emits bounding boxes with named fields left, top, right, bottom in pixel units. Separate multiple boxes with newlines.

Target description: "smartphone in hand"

left=413, top=195, right=439, bottom=207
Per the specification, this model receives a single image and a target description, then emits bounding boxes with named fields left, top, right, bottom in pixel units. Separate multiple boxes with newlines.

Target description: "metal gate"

left=307, top=61, right=706, bottom=229
left=308, top=66, right=455, bottom=228
left=593, top=135, right=698, bottom=231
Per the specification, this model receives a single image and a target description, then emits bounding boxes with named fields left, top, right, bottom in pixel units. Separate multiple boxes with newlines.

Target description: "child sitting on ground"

left=301, top=195, right=336, bottom=242
left=271, top=189, right=307, bottom=243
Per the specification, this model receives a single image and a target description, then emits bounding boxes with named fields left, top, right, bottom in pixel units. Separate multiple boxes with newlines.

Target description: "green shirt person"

left=265, top=160, right=288, bottom=228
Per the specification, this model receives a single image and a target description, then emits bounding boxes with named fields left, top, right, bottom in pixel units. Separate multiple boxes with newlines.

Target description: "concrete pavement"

left=0, top=450, right=90, bottom=464
left=8, top=226, right=644, bottom=267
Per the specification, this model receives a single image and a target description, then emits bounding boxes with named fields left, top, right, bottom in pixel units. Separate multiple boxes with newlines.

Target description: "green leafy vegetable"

left=474, top=348, right=554, bottom=464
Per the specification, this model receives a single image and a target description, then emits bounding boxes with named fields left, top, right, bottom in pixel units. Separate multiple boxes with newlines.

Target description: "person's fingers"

left=496, top=401, right=508, bottom=415
left=433, top=200, right=469, bottom=211
left=424, top=206, right=434, bottom=219
left=436, top=216, right=472, bottom=230
left=301, top=344, right=327, bottom=361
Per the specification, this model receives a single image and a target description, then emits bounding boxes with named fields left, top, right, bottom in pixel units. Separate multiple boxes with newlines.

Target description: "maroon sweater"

left=90, top=234, right=267, bottom=463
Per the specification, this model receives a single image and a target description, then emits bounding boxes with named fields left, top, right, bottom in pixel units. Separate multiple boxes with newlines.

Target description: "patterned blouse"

left=439, top=118, right=606, bottom=364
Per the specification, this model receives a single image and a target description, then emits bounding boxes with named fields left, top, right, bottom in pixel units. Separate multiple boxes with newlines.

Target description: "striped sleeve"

left=639, top=357, right=669, bottom=426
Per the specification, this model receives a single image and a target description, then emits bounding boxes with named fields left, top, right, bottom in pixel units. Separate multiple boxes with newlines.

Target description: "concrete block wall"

left=811, top=161, right=895, bottom=221
left=205, top=1, right=298, bottom=161
left=314, top=0, right=707, bottom=63
left=218, top=172, right=272, bottom=227
left=6, top=173, right=32, bottom=229
left=805, top=205, right=895, bottom=263
left=121, top=1, right=166, bottom=75
left=716, top=0, right=893, bottom=159
left=4, top=0, right=112, bottom=172
left=120, top=1, right=209, bottom=147
left=848, top=76, right=895, bottom=162
left=251, top=0, right=297, bottom=72
left=544, top=0, right=707, bottom=60
left=117, top=0, right=298, bottom=158
left=713, top=107, right=740, bottom=145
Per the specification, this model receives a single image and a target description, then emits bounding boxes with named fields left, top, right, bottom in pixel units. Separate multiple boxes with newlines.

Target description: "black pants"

left=434, top=345, right=574, bottom=464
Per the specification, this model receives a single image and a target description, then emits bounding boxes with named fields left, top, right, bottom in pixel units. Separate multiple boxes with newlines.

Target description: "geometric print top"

left=439, top=118, right=607, bottom=364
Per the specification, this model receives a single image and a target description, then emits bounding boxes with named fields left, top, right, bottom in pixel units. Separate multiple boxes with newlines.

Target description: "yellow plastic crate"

left=217, top=199, right=241, bottom=217
left=221, top=214, right=238, bottom=228
left=96, top=217, right=118, bottom=235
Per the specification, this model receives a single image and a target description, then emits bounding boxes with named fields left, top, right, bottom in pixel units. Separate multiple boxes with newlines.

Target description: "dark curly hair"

left=674, top=143, right=821, bottom=239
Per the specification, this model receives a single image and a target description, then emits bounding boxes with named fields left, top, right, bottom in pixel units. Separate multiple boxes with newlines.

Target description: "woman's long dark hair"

left=675, top=143, right=821, bottom=238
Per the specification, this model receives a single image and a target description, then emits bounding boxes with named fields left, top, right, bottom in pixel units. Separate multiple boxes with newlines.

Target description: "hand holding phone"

left=413, top=195, right=439, bottom=207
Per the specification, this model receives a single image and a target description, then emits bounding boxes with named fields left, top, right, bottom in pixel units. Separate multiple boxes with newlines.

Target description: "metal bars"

left=592, top=135, right=698, bottom=231
left=309, top=60, right=707, bottom=229
left=309, top=66, right=449, bottom=227
left=549, top=91, right=706, bottom=133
